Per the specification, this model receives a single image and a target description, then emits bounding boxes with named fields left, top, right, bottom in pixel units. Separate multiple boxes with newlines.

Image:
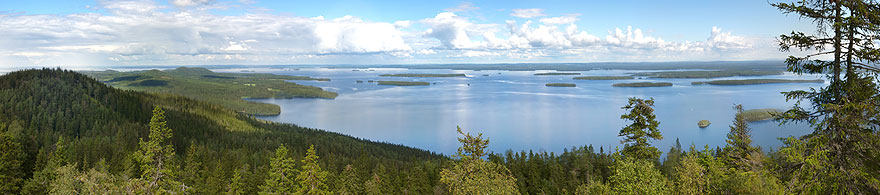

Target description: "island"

left=691, top=79, right=824, bottom=85
left=546, top=83, right=577, bottom=87
left=737, top=108, right=783, bottom=122
left=83, top=67, right=337, bottom=116
left=573, top=76, right=634, bottom=80
left=535, top=72, right=581, bottom=76
left=377, top=81, right=431, bottom=86
left=632, top=70, right=783, bottom=78
left=379, top=73, right=466, bottom=77
left=612, top=82, right=673, bottom=87
left=698, top=120, right=711, bottom=128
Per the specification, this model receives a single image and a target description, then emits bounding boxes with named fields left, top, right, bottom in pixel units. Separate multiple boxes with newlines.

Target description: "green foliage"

left=612, top=82, right=673, bottom=87
left=607, top=155, right=670, bottom=195
left=226, top=165, right=248, bottom=195
left=379, top=73, right=466, bottom=77
left=440, top=127, right=519, bottom=195
left=721, top=105, right=762, bottom=170
left=575, top=181, right=611, bottom=195
left=545, top=83, right=577, bottom=87
left=260, top=145, right=298, bottom=195
left=334, top=165, right=363, bottom=195
left=83, top=67, right=337, bottom=115
left=534, top=72, right=581, bottom=76
left=632, top=70, right=782, bottom=78
left=618, top=98, right=663, bottom=161
left=736, top=108, right=782, bottom=122
left=0, top=130, right=25, bottom=193
left=691, top=79, right=824, bottom=85
left=375, top=81, right=430, bottom=86
left=295, top=145, right=330, bottom=195
left=136, top=107, right=184, bottom=194
left=772, top=0, right=880, bottom=193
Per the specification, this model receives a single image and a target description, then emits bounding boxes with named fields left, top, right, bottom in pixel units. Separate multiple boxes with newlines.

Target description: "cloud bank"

left=0, top=1, right=768, bottom=66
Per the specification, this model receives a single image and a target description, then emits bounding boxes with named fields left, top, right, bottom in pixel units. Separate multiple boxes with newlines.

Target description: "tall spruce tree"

left=260, top=144, right=297, bottom=195
left=295, top=145, right=330, bottom=195
left=135, top=106, right=183, bottom=194
left=439, top=126, right=519, bottom=194
left=773, top=0, right=880, bottom=193
left=721, top=104, right=761, bottom=170
left=618, top=97, right=664, bottom=161
left=0, top=130, right=25, bottom=194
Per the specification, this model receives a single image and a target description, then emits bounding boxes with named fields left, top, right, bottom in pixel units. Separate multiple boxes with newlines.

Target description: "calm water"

left=218, top=67, right=823, bottom=156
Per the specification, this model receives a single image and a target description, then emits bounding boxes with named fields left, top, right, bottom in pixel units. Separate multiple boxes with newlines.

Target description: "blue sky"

left=0, top=0, right=815, bottom=66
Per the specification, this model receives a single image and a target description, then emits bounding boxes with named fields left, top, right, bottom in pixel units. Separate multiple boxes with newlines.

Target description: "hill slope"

left=0, top=68, right=444, bottom=194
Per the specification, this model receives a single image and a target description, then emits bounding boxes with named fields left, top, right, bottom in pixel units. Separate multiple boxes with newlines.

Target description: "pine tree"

left=295, top=145, right=330, bottom=195
left=0, top=131, right=25, bottom=194
left=439, top=126, right=519, bottom=195
left=260, top=144, right=297, bottom=195
left=607, top=153, right=670, bottom=195
left=772, top=0, right=880, bottom=193
left=135, top=106, right=183, bottom=194
left=618, top=97, right=663, bottom=161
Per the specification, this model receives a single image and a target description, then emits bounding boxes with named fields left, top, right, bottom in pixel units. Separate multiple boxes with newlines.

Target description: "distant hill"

left=82, top=67, right=337, bottom=115
left=0, top=68, right=444, bottom=194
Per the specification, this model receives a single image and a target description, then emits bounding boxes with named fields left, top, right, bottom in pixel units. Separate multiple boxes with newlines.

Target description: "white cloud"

left=706, top=26, right=750, bottom=50
left=539, top=15, right=578, bottom=25
left=510, top=8, right=545, bottom=18
left=444, top=2, right=479, bottom=13
left=170, top=0, right=215, bottom=7
left=422, top=12, right=485, bottom=49
left=0, top=0, right=412, bottom=66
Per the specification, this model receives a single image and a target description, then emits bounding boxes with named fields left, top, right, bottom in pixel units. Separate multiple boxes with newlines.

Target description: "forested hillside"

left=0, top=68, right=446, bottom=194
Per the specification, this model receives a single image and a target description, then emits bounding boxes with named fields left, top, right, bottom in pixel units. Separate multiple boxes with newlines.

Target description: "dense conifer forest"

left=1, top=0, right=879, bottom=194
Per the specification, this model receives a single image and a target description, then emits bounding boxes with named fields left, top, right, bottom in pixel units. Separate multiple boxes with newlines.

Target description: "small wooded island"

left=573, top=76, right=634, bottom=80
left=377, top=81, right=431, bottom=86
left=698, top=120, right=711, bottom=128
left=534, top=72, right=581, bottom=76
left=612, top=82, right=673, bottom=87
left=737, top=108, right=783, bottom=122
left=691, top=79, right=824, bottom=85
left=379, top=73, right=466, bottom=77
left=546, top=83, right=577, bottom=87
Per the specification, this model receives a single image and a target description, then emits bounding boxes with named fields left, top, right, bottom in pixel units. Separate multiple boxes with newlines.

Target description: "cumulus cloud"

left=0, top=0, right=411, bottom=66
left=170, top=0, right=215, bottom=7
left=511, top=8, right=545, bottom=18
left=422, top=12, right=490, bottom=49
left=539, top=15, right=579, bottom=25
left=444, top=2, right=479, bottom=13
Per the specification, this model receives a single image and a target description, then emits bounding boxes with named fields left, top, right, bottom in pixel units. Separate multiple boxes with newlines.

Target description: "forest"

left=1, top=0, right=879, bottom=194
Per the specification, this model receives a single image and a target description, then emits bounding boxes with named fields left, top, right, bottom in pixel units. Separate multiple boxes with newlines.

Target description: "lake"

left=218, top=67, right=823, bottom=156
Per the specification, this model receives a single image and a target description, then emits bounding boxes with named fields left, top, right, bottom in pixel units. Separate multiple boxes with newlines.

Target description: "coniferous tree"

left=295, top=145, right=330, bottom=195
left=227, top=164, right=249, bottom=195
left=607, top=153, right=670, bottom=195
left=0, top=131, right=25, bottom=194
left=135, top=106, right=183, bottom=194
left=335, top=165, right=363, bottom=195
left=721, top=104, right=761, bottom=170
left=260, top=144, right=297, bottom=195
left=618, top=97, right=663, bottom=161
left=772, top=0, right=880, bottom=193
left=439, top=126, right=519, bottom=195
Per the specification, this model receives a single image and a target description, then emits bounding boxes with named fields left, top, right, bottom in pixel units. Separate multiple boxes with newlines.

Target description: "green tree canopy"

left=618, top=97, right=664, bottom=161
left=295, top=145, right=330, bottom=195
left=260, top=144, right=298, bottom=195
left=440, top=126, right=519, bottom=194
left=135, top=106, right=184, bottom=194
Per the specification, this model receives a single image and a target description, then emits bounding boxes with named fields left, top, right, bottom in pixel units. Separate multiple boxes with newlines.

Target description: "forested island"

left=83, top=67, right=336, bottom=115
left=376, top=81, right=431, bottom=86
left=691, top=79, right=824, bottom=85
left=612, top=82, right=674, bottom=87
left=632, top=70, right=783, bottom=78
left=534, top=72, right=581, bottom=76
left=573, top=76, right=634, bottom=80
left=379, top=73, right=466, bottom=77
left=545, top=83, right=577, bottom=87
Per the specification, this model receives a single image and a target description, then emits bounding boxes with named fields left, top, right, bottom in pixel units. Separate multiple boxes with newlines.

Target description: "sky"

left=0, top=0, right=817, bottom=67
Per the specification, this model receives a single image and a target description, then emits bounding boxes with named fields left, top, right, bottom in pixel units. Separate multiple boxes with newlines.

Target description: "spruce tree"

left=260, top=144, right=297, bottom=195
left=721, top=104, right=761, bottom=170
left=773, top=0, right=880, bottom=193
left=135, top=106, right=183, bottom=194
left=335, top=165, right=363, bottom=195
left=618, top=97, right=663, bottom=161
left=439, top=126, right=519, bottom=194
left=295, top=145, right=330, bottom=195
left=0, top=131, right=25, bottom=194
